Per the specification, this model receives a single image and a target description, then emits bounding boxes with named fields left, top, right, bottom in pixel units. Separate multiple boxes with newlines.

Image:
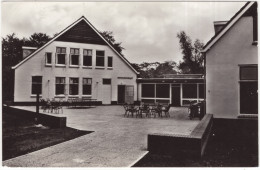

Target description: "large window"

left=56, top=77, right=66, bottom=95
left=31, top=76, right=42, bottom=95
left=83, top=49, right=92, bottom=67
left=156, top=84, right=170, bottom=98
left=142, top=84, right=155, bottom=98
left=96, top=50, right=105, bottom=67
left=45, top=52, right=52, bottom=65
left=183, top=84, right=197, bottom=98
left=70, top=48, right=79, bottom=66
left=83, top=78, right=92, bottom=95
left=56, top=47, right=66, bottom=65
left=69, top=78, right=79, bottom=95
left=199, top=84, right=205, bottom=99
left=108, top=56, right=113, bottom=68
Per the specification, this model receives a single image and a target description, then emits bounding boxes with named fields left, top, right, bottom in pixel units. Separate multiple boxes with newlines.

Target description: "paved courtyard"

left=3, top=106, right=200, bottom=167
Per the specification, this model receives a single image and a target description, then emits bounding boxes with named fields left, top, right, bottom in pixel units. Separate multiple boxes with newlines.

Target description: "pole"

left=35, top=92, right=40, bottom=124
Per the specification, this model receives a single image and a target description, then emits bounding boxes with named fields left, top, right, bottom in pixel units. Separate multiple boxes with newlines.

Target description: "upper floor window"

left=83, top=49, right=92, bottom=67
left=45, top=52, right=52, bottom=65
left=70, top=48, right=80, bottom=66
left=69, top=78, right=79, bottom=95
left=56, top=47, right=66, bottom=65
left=96, top=50, right=105, bottom=67
left=83, top=78, right=92, bottom=95
left=31, top=76, right=42, bottom=95
left=108, top=56, right=113, bottom=68
left=56, top=77, right=66, bottom=95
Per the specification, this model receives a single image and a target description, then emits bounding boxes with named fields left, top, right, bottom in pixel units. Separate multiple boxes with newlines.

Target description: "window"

left=108, top=56, right=113, bottom=68
left=142, top=84, right=155, bottom=98
left=70, top=48, right=79, bottom=66
left=56, top=47, right=66, bottom=65
left=69, top=78, right=79, bottom=95
left=183, top=84, right=197, bottom=98
left=31, top=76, right=42, bottom=95
left=199, top=84, right=205, bottom=99
left=156, top=84, right=170, bottom=98
left=103, top=78, right=111, bottom=85
left=56, top=77, right=66, bottom=95
left=83, top=78, right=92, bottom=95
left=46, top=52, right=52, bottom=65
left=239, top=65, right=258, bottom=115
left=96, top=50, right=105, bottom=67
left=83, top=49, right=92, bottom=66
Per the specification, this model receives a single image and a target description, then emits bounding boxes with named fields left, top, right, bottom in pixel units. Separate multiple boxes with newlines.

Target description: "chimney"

left=213, top=21, right=228, bottom=34
left=22, top=46, right=37, bottom=59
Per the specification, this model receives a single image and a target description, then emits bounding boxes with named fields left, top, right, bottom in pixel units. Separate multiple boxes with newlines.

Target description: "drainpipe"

left=203, top=52, right=206, bottom=115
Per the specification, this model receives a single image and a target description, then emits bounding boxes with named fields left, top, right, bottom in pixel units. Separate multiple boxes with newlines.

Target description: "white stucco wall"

left=14, top=41, right=137, bottom=103
left=206, top=16, right=258, bottom=119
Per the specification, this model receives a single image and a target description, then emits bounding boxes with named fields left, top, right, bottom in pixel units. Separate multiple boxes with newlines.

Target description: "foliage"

left=100, top=31, right=125, bottom=55
left=131, top=61, right=177, bottom=78
left=177, top=31, right=204, bottom=74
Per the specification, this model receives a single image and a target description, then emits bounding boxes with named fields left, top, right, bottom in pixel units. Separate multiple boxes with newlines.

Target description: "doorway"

left=118, top=85, right=134, bottom=104
left=240, top=82, right=258, bottom=114
left=118, top=85, right=125, bottom=104
left=171, top=84, right=181, bottom=106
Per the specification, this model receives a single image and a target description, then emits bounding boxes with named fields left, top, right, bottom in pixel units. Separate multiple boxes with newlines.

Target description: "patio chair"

left=123, top=103, right=137, bottom=117
left=161, top=104, right=170, bottom=117
left=139, top=104, right=150, bottom=118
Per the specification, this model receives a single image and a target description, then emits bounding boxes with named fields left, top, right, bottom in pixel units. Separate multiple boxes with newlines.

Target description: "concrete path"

left=3, top=106, right=199, bottom=167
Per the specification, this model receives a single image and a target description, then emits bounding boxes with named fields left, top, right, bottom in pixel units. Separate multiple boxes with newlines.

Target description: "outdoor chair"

left=40, top=99, right=51, bottom=113
left=139, top=104, right=150, bottom=118
left=123, top=103, right=137, bottom=117
left=50, top=99, right=63, bottom=114
left=161, top=104, right=170, bottom=117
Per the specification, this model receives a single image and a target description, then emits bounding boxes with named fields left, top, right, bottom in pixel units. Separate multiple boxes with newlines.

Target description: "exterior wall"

left=206, top=16, right=258, bottom=119
left=14, top=41, right=137, bottom=103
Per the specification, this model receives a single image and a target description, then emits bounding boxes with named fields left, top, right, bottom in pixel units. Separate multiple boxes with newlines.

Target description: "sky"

left=1, top=1, right=246, bottom=64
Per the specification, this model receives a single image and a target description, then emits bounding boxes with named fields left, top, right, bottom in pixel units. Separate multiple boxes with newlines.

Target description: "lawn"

left=134, top=119, right=258, bottom=167
left=2, top=111, right=92, bottom=161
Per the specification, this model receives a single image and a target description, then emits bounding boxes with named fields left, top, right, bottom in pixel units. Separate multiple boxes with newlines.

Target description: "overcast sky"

left=1, top=1, right=246, bottom=64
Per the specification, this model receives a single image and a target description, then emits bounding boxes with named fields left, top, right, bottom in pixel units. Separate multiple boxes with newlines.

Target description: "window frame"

left=108, top=56, right=113, bottom=68
left=31, top=76, right=42, bottom=95
left=83, top=49, right=93, bottom=68
left=96, top=50, right=105, bottom=68
left=82, top=78, right=92, bottom=96
left=69, top=77, right=79, bottom=96
left=69, top=48, right=80, bottom=67
left=56, top=47, right=66, bottom=66
left=45, top=52, right=52, bottom=66
left=55, top=77, right=66, bottom=96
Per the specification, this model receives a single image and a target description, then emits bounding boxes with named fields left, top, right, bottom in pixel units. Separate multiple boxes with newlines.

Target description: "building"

left=202, top=2, right=258, bottom=118
left=137, top=74, right=205, bottom=106
left=12, top=16, right=138, bottom=104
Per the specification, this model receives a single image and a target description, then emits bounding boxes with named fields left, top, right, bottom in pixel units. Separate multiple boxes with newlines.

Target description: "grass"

left=134, top=119, right=258, bottom=167
left=2, top=111, right=92, bottom=161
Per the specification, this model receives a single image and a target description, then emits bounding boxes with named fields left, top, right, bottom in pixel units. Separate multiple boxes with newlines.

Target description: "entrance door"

left=240, top=82, right=258, bottom=114
left=102, top=79, right=111, bottom=104
left=118, top=85, right=125, bottom=104
left=171, top=85, right=180, bottom=106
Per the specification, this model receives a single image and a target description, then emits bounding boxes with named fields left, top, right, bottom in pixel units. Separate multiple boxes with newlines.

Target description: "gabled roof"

left=202, top=1, right=256, bottom=53
left=12, top=16, right=139, bottom=74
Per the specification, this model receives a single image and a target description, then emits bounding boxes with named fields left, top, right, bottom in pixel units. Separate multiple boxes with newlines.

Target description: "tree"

left=177, top=31, right=204, bottom=74
left=23, top=33, right=52, bottom=48
left=154, top=61, right=177, bottom=78
left=100, top=31, right=124, bottom=55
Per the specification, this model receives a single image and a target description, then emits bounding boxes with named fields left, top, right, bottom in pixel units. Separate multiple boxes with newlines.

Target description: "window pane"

left=83, top=85, right=92, bottom=95
left=70, top=48, right=74, bottom=54
left=96, top=50, right=104, bottom=56
left=199, top=84, right=204, bottom=99
left=46, top=53, right=52, bottom=64
left=70, top=85, right=78, bottom=95
left=32, top=76, right=42, bottom=94
left=142, top=84, right=155, bottom=98
left=57, top=47, right=61, bottom=53
left=240, top=67, right=258, bottom=80
left=96, top=56, right=104, bottom=66
left=83, top=55, right=92, bottom=66
left=61, top=48, right=66, bottom=53
left=75, top=49, right=79, bottom=55
left=71, top=55, right=79, bottom=65
left=103, top=79, right=111, bottom=85
left=108, top=57, right=113, bottom=67
left=183, top=84, right=197, bottom=98
left=156, top=84, right=170, bottom=98
left=56, top=84, right=65, bottom=95
left=57, top=54, right=65, bottom=64
left=32, top=76, right=42, bottom=83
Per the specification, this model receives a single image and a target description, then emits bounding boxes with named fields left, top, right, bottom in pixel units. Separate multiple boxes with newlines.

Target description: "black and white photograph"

left=1, top=0, right=258, bottom=168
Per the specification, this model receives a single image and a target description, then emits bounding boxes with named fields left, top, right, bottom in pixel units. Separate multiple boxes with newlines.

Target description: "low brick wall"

left=148, top=114, right=213, bottom=158
left=3, top=106, right=66, bottom=128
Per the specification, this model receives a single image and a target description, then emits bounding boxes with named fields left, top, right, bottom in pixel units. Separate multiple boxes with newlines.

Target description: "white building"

left=12, top=16, right=138, bottom=104
left=202, top=2, right=258, bottom=118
